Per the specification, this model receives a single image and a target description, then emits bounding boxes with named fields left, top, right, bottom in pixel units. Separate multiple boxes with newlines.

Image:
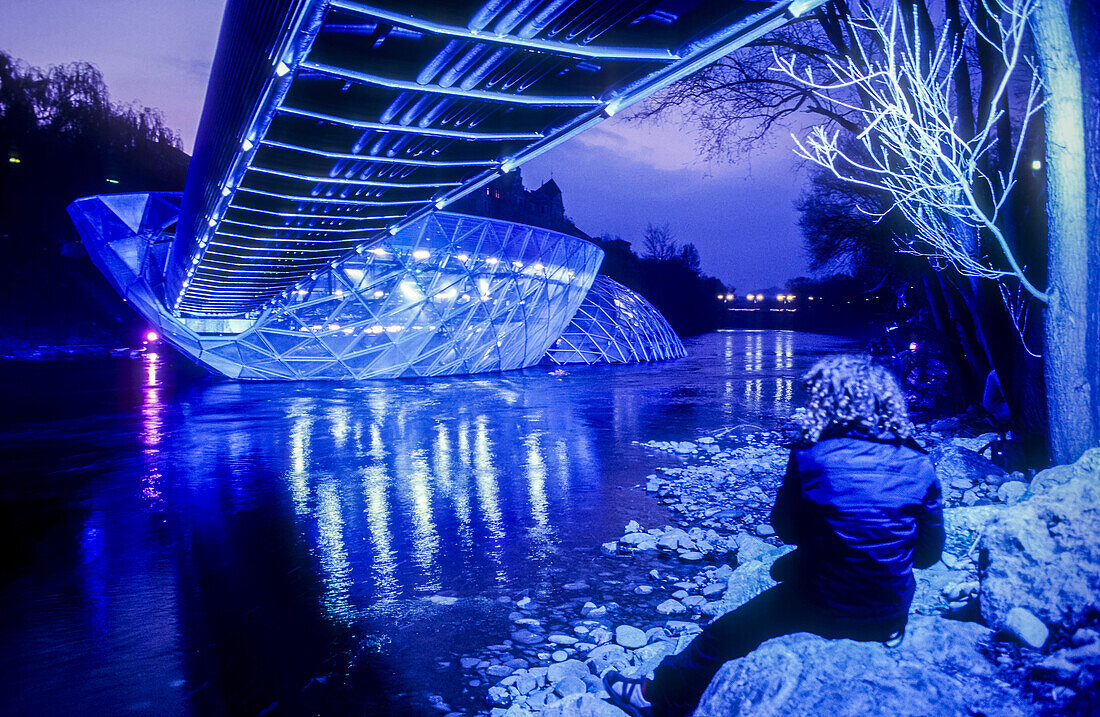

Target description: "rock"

left=962, top=489, right=979, bottom=506
left=428, top=595, right=459, bottom=606
left=624, top=519, right=643, bottom=533
left=512, top=630, right=543, bottom=645
left=486, top=664, right=512, bottom=678
left=656, top=599, right=687, bottom=615
left=564, top=581, right=589, bottom=591
left=487, top=684, right=511, bottom=707
left=619, top=531, right=651, bottom=544
left=1029, top=448, right=1100, bottom=494
left=683, top=595, right=708, bottom=610
left=1003, top=607, right=1049, bottom=649
left=461, top=657, right=480, bottom=669
left=540, top=692, right=630, bottom=717
left=634, top=585, right=654, bottom=595
left=556, top=675, right=587, bottom=697
left=705, top=544, right=795, bottom=618
left=693, top=617, right=1026, bottom=717
left=702, top=582, right=727, bottom=599
left=980, top=449, right=1100, bottom=631
left=516, top=597, right=532, bottom=609
left=679, top=550, right=705, bottom=562
left=631, top=639, right=679, bottom=678
left=735, top=534, right=773, bottom=563
left=997, top=480, right=1027, bottom=504
left=586, top=644, right=629, bottom=674
left=675, top=442, right=697, bottom=454
left=551, top=650, right=568, bottom=662
left=600, top=541, right=620, bottom=557
left=547, top=659, right=589, bottom=685
left=548, top=634, right=578, bottom=646
left=931, top=445, right=1006, bottom=493
left=615, top=625, right=647, bottom=649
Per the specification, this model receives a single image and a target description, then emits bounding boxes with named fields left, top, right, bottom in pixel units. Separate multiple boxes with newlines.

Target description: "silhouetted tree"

left=642, top=222, right=677, bottom=260
left=0, top=52, right=188, bottom=346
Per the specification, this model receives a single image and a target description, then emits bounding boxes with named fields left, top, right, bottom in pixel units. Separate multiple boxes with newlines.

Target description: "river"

left=0, top=329, right=855, bottom=715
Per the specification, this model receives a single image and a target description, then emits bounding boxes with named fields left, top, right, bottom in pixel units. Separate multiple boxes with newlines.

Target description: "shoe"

left=883, top=628, right=905, bottom=648
left=603, top=669, right=652, bottom=717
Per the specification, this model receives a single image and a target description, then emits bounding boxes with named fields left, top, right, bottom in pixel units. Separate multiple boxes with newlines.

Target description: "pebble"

left=551, top=650, right=568, bottom=662
left=548, top=634, right=577, bottom=646
left=1004, top=607, right=1049, bottom=649
left=634, top=585, right=654, bottom=595
left=511, top=630, right=543, bottom=645
left=755, top=523, right=776, bottom=537
left=656, top=599, right=687, bottom=615
left=615, top=625, right=648, bottom=649
left=997, top=481, right=1027, bottom=504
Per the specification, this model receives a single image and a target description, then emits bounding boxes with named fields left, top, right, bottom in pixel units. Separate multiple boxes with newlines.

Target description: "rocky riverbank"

left=451, top=420, right=1099, bottom=716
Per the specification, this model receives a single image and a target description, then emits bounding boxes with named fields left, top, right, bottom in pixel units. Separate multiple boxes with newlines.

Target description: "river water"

left=0, top=330, right=854, bottom=715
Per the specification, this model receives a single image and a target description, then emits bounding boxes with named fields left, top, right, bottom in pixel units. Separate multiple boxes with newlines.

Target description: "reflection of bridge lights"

left=145, top=331, right=159, bottom=342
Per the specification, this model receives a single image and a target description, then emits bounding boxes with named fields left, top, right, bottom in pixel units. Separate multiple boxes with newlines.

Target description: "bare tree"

left=778, top=0, right=1096, bottom=462
left=776, top=0, right=1045, bottom=301
left=642, top=222, right=678, bottom=260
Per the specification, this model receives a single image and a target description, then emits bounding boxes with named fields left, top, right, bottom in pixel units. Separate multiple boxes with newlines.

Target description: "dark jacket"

left=770, top=430, right=944, bottom=621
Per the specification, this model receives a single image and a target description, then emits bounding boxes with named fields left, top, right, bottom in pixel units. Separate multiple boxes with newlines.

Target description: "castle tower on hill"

left=452, top=169, right=589, bottom=239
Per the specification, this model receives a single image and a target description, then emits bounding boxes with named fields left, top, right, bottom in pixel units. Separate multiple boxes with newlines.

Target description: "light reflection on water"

left=0, top=330, right=855, bottom=715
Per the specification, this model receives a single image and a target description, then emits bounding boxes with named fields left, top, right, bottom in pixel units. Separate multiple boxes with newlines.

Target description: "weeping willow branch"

left=775, top=0, right=1048, bottom=304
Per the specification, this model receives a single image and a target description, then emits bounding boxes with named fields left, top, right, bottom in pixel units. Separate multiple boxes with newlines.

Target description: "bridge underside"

left=166, top=0, right=819, bottom=318
left=70, top=193, right=683, bottom=379
left=68, top=0, right=822, bottom=380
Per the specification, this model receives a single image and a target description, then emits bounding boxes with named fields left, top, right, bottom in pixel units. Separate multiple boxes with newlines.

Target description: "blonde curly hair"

left=796, top=354, right=913, bottom=443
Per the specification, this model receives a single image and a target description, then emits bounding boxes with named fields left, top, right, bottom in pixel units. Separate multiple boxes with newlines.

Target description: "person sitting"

left=605, top=354, right=944, bottom=717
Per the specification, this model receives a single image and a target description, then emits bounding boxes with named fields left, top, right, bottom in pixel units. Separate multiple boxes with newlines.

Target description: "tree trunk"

left=1072, top=0, right=1100, bottom=452
left=1029, top=0, right=1096, bottom=463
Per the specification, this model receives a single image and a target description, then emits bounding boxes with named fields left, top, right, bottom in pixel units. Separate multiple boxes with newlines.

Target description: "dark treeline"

left=592, top=223, right=729, bottom=337
left=0, top=52, right=188, bottom=348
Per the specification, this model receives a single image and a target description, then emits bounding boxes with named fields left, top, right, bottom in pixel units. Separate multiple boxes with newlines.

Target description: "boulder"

left=540, top=693, right=630, bottom=717
left=586, top=644, right=629, bottom=674
left=615, top=625, right=648, bottom=649
left=931, top=445, right=1006, bottom=494
left=703, top=544, right=794, bottom=619
left=547, top=658, right=589, bottom=685
left=996, top=481, right=1027, bottom=504
left=694, top=617, right=1029, bottom=717
left=980, top=449, right=1100, bottom=631
left=734, top=534, right=774, bottom=563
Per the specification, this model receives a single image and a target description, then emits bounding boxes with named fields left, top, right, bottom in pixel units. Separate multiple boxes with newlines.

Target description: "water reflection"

left=0, top=330, right=857, bottom=716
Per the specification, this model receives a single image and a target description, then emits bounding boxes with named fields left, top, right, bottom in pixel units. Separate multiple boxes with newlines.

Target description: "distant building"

left=452, top=169, right=590, bottom=239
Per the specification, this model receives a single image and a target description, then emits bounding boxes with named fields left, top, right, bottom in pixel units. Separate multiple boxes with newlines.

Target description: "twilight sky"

left=0, top=0, right=812, bottom=291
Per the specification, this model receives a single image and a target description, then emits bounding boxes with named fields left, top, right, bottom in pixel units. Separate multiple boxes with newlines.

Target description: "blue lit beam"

left=327, top=0, right=679, bottom=62
left=248, top=164, right=463, bottom=189
left=278, top=105, right=543, bottom=140
left=236, top=186, right=433, bottom=206
left=259, top=139, right=498, bottom=167
left=300, top=59, right=602, bottom=107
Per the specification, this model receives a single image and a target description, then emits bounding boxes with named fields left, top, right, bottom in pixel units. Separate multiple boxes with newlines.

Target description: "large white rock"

left=694, top=617, right=1028, bottom=717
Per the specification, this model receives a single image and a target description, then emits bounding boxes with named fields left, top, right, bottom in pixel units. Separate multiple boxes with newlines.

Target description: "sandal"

left=602, top=669, right=652, bottom=717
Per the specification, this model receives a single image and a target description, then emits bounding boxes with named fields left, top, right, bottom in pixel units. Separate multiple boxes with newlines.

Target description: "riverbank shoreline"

left=459, top=416, right=1099, bottom=716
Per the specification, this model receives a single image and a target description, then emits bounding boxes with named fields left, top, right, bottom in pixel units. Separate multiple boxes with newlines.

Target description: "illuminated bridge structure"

left=69, top=0, right=821, bottom=380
